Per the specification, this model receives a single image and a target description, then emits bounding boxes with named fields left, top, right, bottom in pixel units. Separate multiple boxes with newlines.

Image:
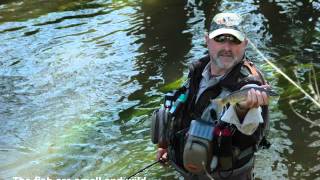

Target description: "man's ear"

left=244, top=39, right=248, bottom=46
left=205, top=33, right=209, bottom=45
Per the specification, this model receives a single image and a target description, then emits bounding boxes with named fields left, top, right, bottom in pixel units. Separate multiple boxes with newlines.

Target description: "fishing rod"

left=248, top=39, right=320, bottom=109
left=126, top=159, right=161, bottom=179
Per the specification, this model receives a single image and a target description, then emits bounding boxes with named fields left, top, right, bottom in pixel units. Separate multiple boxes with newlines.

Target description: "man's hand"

left=235, top=85, right=270, bottom=119
left=237, top=84, right=270, bottom=109
left=157, top=148, right=168, bottom=163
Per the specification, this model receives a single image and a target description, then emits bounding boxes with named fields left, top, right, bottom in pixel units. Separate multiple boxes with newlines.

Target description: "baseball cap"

left=208, top=13, right=245, bottom=41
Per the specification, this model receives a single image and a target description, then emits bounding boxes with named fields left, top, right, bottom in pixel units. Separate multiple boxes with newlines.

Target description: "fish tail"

left=267, top=90, right=279, bottom=96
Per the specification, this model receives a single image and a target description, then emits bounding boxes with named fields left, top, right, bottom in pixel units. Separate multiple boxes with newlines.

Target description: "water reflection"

left=131, top=1, right=191, bottom=85
left=256, top=0, right=320, bottom=179
left=117, top=0, right=192, bottom=128
left=0, top=0, right=98, bottom=23
left=0, top=0, right=145, bottom=178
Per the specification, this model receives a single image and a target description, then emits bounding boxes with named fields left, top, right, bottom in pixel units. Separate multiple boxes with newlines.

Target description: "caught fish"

left=212, top=86, right=279, bottom=107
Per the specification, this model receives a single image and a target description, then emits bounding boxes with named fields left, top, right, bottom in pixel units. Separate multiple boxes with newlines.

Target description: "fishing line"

left=126, top=159, right=160, bottom=179
left=248, top=39, right=320, bottom=109
left=311, top=66, right=320, bottom=98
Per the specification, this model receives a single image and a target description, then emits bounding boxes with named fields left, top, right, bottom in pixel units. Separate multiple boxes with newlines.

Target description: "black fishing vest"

left=169, top=55, right=269, bottom=168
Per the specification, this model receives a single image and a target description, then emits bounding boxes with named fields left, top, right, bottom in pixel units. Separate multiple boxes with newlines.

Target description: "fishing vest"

left=168, top=55, right=269, bottom=171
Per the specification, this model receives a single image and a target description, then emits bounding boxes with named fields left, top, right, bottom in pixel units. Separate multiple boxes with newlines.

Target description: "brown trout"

left=212, top=86, right=278, bottom=107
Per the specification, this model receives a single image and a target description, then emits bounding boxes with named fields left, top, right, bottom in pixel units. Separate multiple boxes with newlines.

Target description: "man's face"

left=206, top=34, right=247, bottom=73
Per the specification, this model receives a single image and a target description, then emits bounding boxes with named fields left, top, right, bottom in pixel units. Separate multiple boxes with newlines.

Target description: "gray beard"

left=212, top=56, right=225, bottom=69
left=211, top=55, right=238, bottom=69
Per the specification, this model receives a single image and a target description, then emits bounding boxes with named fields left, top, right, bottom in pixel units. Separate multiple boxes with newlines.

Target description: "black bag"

left=183, top=120, right=216, bottom=174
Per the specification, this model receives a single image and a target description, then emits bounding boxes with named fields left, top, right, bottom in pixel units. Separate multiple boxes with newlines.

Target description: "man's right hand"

left=157, top=148, right=168, bottom=163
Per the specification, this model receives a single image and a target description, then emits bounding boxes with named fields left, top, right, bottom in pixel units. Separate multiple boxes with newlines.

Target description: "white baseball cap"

left=208, top=13, right=245, bottom=41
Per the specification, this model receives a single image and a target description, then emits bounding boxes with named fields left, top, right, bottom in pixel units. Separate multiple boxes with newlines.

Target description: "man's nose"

left=222, top=41, right=232, bottom=51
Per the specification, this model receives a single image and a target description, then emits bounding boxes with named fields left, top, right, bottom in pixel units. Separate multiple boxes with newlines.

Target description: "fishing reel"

left=151, top=91, right=177, bottom=148
left=151, top=106, right=171, bottom=148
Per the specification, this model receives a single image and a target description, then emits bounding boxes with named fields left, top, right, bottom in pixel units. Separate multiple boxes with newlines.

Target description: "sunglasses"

left=213, top=35, right=242, bottom=45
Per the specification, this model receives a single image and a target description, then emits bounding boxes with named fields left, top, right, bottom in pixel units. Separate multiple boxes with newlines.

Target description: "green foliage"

left=160, top=76, right=187, bottom=92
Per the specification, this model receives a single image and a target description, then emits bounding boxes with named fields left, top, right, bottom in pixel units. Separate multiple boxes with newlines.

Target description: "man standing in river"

left=151, top=12, right=271, bottom=179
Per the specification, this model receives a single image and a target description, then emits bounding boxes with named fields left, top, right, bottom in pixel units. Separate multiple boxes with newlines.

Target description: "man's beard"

left=212, top=56, right=228, bottom=69
left=211, top=51, right=239, bottom=70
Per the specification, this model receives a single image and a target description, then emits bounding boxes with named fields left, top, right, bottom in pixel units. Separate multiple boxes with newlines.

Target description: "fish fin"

left=211, top=99, right=224, bottom=115
left=213, top=98, right=224, bottom=107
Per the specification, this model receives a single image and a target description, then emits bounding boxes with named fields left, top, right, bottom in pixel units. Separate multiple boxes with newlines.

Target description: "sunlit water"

left=0, top=0, right=319, bottom=179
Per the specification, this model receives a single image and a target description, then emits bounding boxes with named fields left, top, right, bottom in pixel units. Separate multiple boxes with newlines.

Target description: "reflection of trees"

left=258, top=1, right=320, bottom=179
left=125, top=0, right=191, bottom=102
left=257, top=0, right=320, bottom=79
left=257, top=0, right=290, bottom=44
left=130, top=0, right=224, bottom=94
left=257, top=0, right=320, bottom=49
left=118, top=0, right=191, bottom=122
left=193, top=0, right=221, bottom=30
left=0, top=0, right=96, bottom=23
left=128, top=0, right=221, bottom=91
left=131, top=0, right=222, bottom=87
left=118, top=0, right=221, bottom=122
left=292, top=1, right=320, bottom=61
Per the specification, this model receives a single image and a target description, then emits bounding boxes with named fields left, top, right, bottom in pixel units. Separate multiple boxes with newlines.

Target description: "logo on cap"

left=208, top=13, right=245, bottom=41
left=213, top=13, right=242, bottom=27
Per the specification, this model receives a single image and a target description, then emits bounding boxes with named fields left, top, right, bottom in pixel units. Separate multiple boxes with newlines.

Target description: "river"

left=0, top=0, right=319, bottom=179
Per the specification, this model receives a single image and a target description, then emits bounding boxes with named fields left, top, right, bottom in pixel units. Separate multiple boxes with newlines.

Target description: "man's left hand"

left=237, top=84, right=270, bottom=110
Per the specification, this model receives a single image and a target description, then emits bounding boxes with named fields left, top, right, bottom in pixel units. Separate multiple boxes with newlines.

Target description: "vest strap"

left=236, top=146, right=255, bottom=161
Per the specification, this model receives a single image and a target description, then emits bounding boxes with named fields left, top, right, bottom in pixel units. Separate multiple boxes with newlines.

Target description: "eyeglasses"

left=213, top=35, right=242, bottom=45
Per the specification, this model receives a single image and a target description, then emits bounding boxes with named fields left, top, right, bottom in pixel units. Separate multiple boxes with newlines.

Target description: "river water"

left=0, top=0, right=319, bottom=179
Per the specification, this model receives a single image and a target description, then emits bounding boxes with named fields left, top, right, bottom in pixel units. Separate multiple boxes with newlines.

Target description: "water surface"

left=0, top=0, right=319, bottom=179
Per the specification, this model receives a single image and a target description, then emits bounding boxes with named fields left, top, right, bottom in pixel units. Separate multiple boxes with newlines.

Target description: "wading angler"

left=151, top=12, right=274, bottom=180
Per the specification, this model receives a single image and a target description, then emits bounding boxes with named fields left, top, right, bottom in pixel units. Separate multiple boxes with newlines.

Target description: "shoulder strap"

left=243, top=60, right=266, bottom=85
left=193, top=84, right=222, bottom=118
